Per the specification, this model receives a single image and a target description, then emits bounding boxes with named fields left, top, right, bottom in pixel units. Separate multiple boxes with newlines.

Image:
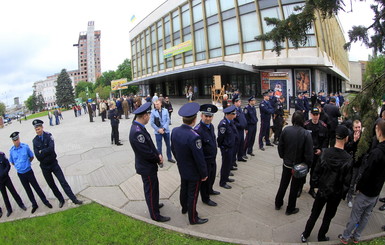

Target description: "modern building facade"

left=128, top=0, right=349, bottom=99
left=73, top=21, right=102, bottom=84
left=347, top=60, right=366, bottom=92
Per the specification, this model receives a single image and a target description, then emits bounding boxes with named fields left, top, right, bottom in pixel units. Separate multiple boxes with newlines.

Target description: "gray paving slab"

left=0, top=98, right=384, bottom=245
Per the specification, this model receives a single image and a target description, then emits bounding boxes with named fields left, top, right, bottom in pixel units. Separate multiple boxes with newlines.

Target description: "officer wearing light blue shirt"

left=9, top=132, right=52, bottom=214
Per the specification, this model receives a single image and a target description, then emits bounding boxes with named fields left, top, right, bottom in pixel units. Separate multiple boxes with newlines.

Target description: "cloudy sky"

left=0, top=0, right=376, bottom=106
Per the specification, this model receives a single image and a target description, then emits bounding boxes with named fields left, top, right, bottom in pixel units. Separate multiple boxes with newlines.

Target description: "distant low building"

left=347, top=61, right=366, bottom=92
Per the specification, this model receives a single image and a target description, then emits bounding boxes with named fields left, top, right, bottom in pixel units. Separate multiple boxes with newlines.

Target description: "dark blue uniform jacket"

left=0, top=152, right=10, bottom=183
left=33, top=131, right=58, bottom=168
left=129, top=121, right=160, bottom=176
left=217, top=118, right=237, bottom=150
left=244, top=105, right=258, bottom=125
left=234, top=107, right=247, bottom=129
left=295, top=97, right=305, bottom=111
left=108, top=108, right=120, bottom=126
left=171, top=124, right=208, bottom=181
left=194, top=121, right=217, bottom=161
left=260, top=100, right=274, bottom=120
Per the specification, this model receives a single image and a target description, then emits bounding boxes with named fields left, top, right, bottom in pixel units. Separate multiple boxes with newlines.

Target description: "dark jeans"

left=220, top=148, right=233, bottom=186
left=236, top=129, right=245, bottom=160
left=245, top=124, right=257, bottom=154
left=259, top=119, right=271, bottom=148
left=141, top=174, right=160, bottom=221
left=200, top=159, right=216, bottom=202
left=0, top=177, right=25, bottom=212
left=303, top=193, right=341, bottom=240
left=111, top=124, right=120, bottom=144
left=180, top=179, right=201, bottom=223
left=41, top=162, right=77, bottom=202
left=18, top=169, right=49, bottom=208
left=155, top=133, right=172, bottom=160
left=275, top=165, right=303, bottom=212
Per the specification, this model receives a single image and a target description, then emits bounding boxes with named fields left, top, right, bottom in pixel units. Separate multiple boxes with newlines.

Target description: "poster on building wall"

left=269, top=72, right=289, bottom=110
left=319, top=71, right=327, bottom=94
left=111, top=78, right=128, bottom=91
left=294, top=69, right=311, bottom=93
left=261, top=72, right=270, bottom=91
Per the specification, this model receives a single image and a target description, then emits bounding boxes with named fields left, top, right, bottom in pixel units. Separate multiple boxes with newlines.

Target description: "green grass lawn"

left=0, top=203, right=383, bottom=245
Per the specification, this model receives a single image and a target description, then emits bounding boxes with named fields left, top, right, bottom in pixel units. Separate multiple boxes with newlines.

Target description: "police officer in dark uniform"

left=129, top=102, right=170, bottom=222
left=217, top=105, right=237, bottom=189
left=194, top=104, right=220, bottom=207
left=273, top=96, right=285, bottom=145
left=0, top=152, right=27, bottom=217
left=303, top=91, right=310, bottom=121
left=259, top=92, right=275, bottom=151
left=171, top=102, right=208, bottom=225
left=302, top=108, right=328, bottom=198
left=244, top=96, right=258, bottom=156
left=32, top=119, right=83, bottom=208
left=269, top=89, right=277, bottom=113
left=295, top=92, right=306, bottom=114
left=233, top=98, right=248, bottom=161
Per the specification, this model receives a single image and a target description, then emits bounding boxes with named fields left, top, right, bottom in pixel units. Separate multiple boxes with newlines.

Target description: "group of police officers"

left=129, top=90, right=286, bottom=225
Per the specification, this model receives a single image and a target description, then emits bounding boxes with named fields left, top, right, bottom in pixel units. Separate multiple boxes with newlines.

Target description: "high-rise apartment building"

left=73, top=21, right=101, bottom=84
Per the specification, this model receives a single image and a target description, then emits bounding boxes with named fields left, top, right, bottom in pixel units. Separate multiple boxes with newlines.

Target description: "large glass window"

left=205, top=0, right=218, bottom=17
left=182, top=7, right=191, bottom=28
left=240, top=12, right=261, bottom=52
left=258, top=0, right=278, bottom=10
left=208, top=23, right=222, bottom=58
left=158, top=46, right=164, bottom=70
left=193, top=3, right=203, bottom=23
left=172, top=11, right=180, bottom=33
left=164, top=16, right=171, bottom=37
left=157, top=21, right=163, bottom=41
left=220, top=0, right=235, bottom=11
left=194, top=29, right=206, bottom=61
left=145, top=30, right=150, bottom=48
left=152, top=48, right=157, bottom=72
left=147, top=52, right=151, bottom=73
left=238, top=0, right=254, bottom=5
left=223, top=18, right=239, bottom=54
left=261, top=7, right=282, bottom=50
left=151, top=25, right=156, bottom=44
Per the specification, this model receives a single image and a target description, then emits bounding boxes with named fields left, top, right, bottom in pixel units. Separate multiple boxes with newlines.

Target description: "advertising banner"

left=294, top=69, right=311, bottom=93
left=261, top=72, right=270, bottom=91
left=269, top=72, right=289, bottom=110
left=111, top=78, right=128, bottom=91
left=163, top=40, right=192, bottom=59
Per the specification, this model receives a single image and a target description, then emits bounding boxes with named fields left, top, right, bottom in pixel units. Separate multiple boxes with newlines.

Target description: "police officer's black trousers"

left=259, top=119, right=271, bottom=148
left=275, top=165, right=303, bottom=212
left=180, top=179, right=201, bottom=224
left=0, top=177, right=24, bottom=212
left=41, top=163, right=77, bottom=202
left=245, top=124, right=257, bottom=154
left=237, top=129, right=245, bottom=160
left=200, top=159, right=216, bottom=202
left=18, top=170, right=49, bottom=208
left=273, top=116, right=284, bottom=142
left=141, top=174, right=160, bottom=221
left=220, top=148, right=232, bottom=186
left=302, top=193, right=341, bottom=240
left=111, top=124, right=120, bottom=144
left=101, top=111, right=106, bottom=122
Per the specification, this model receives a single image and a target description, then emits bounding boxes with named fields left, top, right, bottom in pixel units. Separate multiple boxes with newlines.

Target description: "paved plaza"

left=0, top=98, right=384, bottom=244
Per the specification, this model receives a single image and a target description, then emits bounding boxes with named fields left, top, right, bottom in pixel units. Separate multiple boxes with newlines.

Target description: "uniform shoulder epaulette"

left=191, top=129, right=199, bottom=136
left=220, top=119, right=227, bottom=125
left=320, top=121, right=327, bottom=127
left=194, top=124, right=201, bottom=130
left=135, top=125, right=141, bottom=131
left=304, top=120, right=310, bottom=126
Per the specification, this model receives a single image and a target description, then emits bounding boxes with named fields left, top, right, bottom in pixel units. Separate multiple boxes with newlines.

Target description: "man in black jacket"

left=129, top=102, right=170, bottom=222
left=323, top=97, right=341, bottom=147
left=32, top=119, right=82, bottom=208
left=301, top=125, right=352, bottom=243
left=0, top=152, right=27, bottom=217
left=339, top=119, right=385, bottom=244
left=275, top=111, right=313, bottom=215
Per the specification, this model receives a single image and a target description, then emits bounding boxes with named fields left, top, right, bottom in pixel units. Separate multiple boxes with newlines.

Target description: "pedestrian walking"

left=108, top=101, right=122, bottom=146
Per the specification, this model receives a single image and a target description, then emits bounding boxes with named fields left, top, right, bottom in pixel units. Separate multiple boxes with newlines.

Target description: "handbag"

left=292, top=129, right=308, bottom=178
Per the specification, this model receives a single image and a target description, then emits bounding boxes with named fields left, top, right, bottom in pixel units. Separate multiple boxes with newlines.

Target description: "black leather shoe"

left=73, top=199, right=83, bottom=205
left=116, top=143, right=123, bottom=146
left=159, top=203, right=164, bottom=209
left=300, top=233, right=307, bottom=243
left=210, top=190, right=220, bottom=195
left=379, top=197, right=385, bottom=203
left=45, top=202, right=53, bottom=208
left=203, top=200, right=217, bottom=206
left=379, top=204, right=385, bottom=211
left=266, top=143, right=274, bottom=147
left=318, top=236, right=329, bottom=242
left=285, top=208, right=299, bottom=215
left=260, top=147, right=265, bottom=151
left=20, top=205, right=27, bottom=211
left=31, top=206, right=38, bottom=214
left=243, top=156, right=248, bottom=160
left=230, top=167, right=238, bottom=171
left=273, top=141, right=279, bottom=145
left=6, top=210, right=12, bottom=217
left=190, top=218, right=208, bottom=225
left=229, top=172, right=234, bottom=176
left=220, top=184, right=232, bottom=189
left=181, top=209, right=187, bottom=214
left=227, top=178, right=235, bottom=183
left=168, top=159, right=176, bottom=163
left=237, top=159, right=247, bottom=162
left=275, top=205, right=281, bottom=210
left=248, top=153, right=255, bottom=156
left=308, top=189, right=317, bottom=199
left=156, top=215, right=170, bottom=222
left=59, top=200, right=65, bottom=208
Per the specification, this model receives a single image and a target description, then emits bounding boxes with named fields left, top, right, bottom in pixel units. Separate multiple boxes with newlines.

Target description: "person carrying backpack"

left=300, top=125, right=353, bottom=243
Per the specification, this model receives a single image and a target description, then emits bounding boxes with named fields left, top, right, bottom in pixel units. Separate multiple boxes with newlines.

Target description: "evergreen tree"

left=55, top=69, right=75, bottom=108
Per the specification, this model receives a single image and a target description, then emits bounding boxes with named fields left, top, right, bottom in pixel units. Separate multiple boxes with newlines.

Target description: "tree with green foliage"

left=0, top=102, right=6, bottom=116
left=75, top=81, right=93, bottom=98
left=116, top=59, right=132, bottom=81
left=36, top=93, right=45, bottom=112
left=25, top=92, right=37, bottom=113
left=94, top=85, right=111, bottom=99
left=95, top=70, right=117, bottom=88
left=256, top=0, right=385, bottom=56
left=55, top=69, right=75, bottom=108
